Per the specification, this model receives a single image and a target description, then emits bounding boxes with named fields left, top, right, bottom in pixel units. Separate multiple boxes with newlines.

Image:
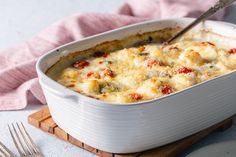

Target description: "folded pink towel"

left=0, top=0, right=228, bottom=110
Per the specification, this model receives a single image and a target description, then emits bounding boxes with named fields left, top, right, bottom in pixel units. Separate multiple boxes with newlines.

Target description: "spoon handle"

left=166, top=0, right=236, bottom=44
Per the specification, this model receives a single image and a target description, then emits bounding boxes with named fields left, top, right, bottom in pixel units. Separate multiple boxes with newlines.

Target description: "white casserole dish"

left=36, top=18, right=236, bottom=153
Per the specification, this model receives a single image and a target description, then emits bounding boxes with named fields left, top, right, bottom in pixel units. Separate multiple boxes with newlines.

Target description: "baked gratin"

left=46, top=28, right=236, bottom=103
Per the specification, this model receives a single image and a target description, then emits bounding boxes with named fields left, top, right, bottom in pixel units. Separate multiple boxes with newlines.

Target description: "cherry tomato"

left=129, top=93, right=143, bottom=100
left=228, top=48, right=236, bottom=54
left=161, top=85, right=174, bottom=95
left=73, top=60, right=90, bottom=69
left=177, top=67, right=193, bottom=74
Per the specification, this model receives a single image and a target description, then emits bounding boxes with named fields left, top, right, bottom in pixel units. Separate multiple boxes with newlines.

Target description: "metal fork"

left=8, top=122, right=43, bottom=157
left=0, top=141, right=15, bottom=157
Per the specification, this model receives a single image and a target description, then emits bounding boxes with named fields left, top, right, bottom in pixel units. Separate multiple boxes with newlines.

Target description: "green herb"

left=139, top=53, right=149, bottom=56
left=106, top=61, right=113, bottom=64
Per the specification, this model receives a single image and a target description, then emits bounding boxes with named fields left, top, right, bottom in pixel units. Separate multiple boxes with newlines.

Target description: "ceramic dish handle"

left=40, top=77, right=79, bottom=101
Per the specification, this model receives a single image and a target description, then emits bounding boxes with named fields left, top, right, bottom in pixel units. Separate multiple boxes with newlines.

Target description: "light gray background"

left=0, top=1, right=236, bottom=157
left=0, top=0, right=125, bottom=50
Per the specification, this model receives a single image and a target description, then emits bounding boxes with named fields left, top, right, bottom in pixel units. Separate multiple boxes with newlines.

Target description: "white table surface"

left=1, top=1, right=236, bottom=157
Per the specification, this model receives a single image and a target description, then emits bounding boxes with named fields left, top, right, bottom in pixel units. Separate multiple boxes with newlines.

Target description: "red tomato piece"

left=102, top=53, right=109, bottom=58
left=228, top=48, right=236, bottom=54
left=73, top=60, right=90, bottom=69
left=103, top=68, right=114, bottom=77
left=129, top=93, right=143, bottom=101
left=138, top=46, right=145, bottom=52
left=161, top=85, right=174, bottom=95
left=147, top=59, right=164, bottom=67
left=177, top=67, right=193, bottom=74
left=86, top=72, right=94, bottom=77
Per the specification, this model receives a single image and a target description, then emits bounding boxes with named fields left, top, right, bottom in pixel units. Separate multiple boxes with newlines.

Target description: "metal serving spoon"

left=165, top=0, right=236, bottom=45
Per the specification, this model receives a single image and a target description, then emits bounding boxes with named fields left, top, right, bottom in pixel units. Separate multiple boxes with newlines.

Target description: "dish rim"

left=36, top=17, right=236, bottom=106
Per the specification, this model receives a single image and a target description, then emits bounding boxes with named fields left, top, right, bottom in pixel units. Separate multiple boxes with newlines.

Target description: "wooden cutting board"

left=28, top=106, right=233, bottom=157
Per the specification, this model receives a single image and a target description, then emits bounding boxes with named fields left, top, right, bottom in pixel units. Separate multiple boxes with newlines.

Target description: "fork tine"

left=16, top=123, right=33, bottom=155
left=8, top=125, right=24, bottom=157
left=0, top=147, right=8, bottom=157
left=20, top=122, right=40, bottom=153
left=11, top=123, right=30, bottom=155
left=0, top=141, right=15, bottom=157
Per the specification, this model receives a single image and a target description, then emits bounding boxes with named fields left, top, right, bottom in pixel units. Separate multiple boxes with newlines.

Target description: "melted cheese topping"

left=57, top=41, right=236, bottom=103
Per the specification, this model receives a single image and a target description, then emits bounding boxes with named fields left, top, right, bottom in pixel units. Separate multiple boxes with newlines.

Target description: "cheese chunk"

left=219, top=49, right=236, bottom=69
left=178, top=49, right=204, bottom=68
left=136, top=78, right=162, bottom=99
left=79, top=80, right=100, bottom=94
left=171, top=72, right=196, bottom=90
left=190, top=42, right=218, bottom=61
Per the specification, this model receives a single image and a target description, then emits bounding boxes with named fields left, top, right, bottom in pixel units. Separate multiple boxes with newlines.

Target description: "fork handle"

left=166, top=0, right=236, bottom=44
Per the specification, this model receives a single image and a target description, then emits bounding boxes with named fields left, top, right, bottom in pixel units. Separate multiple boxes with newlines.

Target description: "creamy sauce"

left=57, top=40, right=236, bottom=103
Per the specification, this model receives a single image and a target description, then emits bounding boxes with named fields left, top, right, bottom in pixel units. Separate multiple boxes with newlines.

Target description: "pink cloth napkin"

left=0, top=0, right=228, bottom=110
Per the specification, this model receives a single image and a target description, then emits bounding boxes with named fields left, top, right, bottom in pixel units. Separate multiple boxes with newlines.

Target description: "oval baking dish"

left=36, top=18, right=236, bottom=153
